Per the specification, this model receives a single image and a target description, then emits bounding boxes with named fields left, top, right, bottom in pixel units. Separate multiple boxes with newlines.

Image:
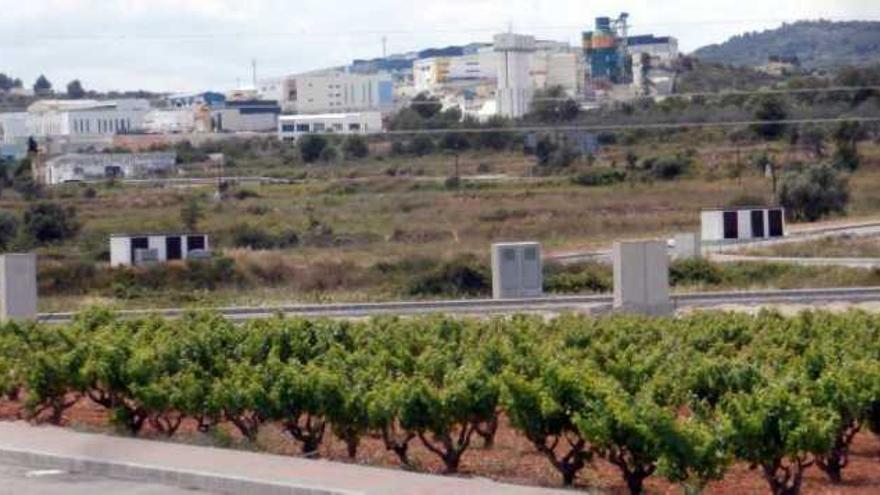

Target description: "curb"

left=0, top=446, right=361, bottom=495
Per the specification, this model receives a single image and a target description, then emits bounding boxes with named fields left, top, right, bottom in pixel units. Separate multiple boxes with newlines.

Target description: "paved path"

left=0, top=422, right=574, bottom=495
left=710, top=253, right=880, bottom=269
left=0, top=460, right=217, bottom=495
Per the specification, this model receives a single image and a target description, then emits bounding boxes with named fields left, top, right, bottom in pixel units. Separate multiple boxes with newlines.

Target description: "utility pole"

left=382, top=36, right=388, bottom=58
left=251, top=59, right=257, bottom=89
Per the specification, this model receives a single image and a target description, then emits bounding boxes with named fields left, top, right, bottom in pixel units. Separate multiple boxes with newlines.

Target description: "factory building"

left=44, top=152, right=178, bottom=185
left=413, top=50, right=499, bottom=94
left=278, top=112, right=383, bottom=141
left=494, top=33, right=537, bottom=119
left=167, top=92, right=226, bottom=109
left=110, top=233, right=210, bottom=267
left=211, top=100, right=280, bottom=133
left=259, top=70, right=394, bottom=115
left=24, top=99, right=150, bottom=139
left=627, top=35, right=679, bottom=64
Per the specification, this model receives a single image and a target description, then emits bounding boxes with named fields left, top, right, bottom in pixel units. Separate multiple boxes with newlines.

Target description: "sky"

left=0, top=0, right=878, bottom=93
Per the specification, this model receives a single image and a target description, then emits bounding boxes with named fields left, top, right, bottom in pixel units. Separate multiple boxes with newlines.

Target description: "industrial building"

left=627, top=35, right=679, bottom=64
left=278, top=112, right=383, bottom=141
left=211, top=100, right=280, bottom=133
left=494, top=33, right=537, bottom=119
left=167, top=92, right=226, bottom=109
left=701, top=207, right=786, bottom=243
left=110, top=233, right=210, bottom=267
left=44, top=152, right=178, bottom=185
left=25, top=99, right=150, bottom=138
left=259, top=70, right=394, bottom=115
left=413, top=50, right=499, bottom=94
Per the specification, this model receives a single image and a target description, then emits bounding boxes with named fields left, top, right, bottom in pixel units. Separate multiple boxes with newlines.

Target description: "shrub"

left=0, top=211, right=18, bottom=250
left=779, top=163, right=850, bottom=222
left=342, top=135, right=369, bottom=160
left=407, top=135, right=435, bottom=156
left=320, top=145, right=339, bottom=163
left=299, top=135, right=328, bottom=163
left=234, top=188, right=261, bottom=200
left=22, top=203, right=79, bottom=244
left=544, top=262, right=612, bottom=293
left=406, top=255, right=490, bottom=297
left=647, top=155, right=692, bottom=180
left=229, top=224, right=299, bottom=250
left=670, top=258, right=725, bottom=286
left=572, top=169, right=626, bottom=187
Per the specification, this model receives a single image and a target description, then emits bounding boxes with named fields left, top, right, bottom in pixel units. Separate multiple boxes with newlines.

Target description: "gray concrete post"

left=613, top=240, right=673, bottom=316
left=0, top=254, right=37, bottom=321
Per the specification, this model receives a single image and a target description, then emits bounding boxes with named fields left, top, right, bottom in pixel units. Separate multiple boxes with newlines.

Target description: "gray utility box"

left=673, top=233, right=702, bottom=261
left=0, top=254, right=37, bottom=321
left=491, top=242, right=543, bottom=299
left=613, top=241, right=673, bottom=316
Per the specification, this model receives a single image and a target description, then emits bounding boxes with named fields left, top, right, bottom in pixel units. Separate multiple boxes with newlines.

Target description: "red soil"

left=2, top=397, right=879, bottom=494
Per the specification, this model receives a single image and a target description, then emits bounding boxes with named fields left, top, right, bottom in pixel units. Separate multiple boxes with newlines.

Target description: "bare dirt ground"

left=2, top=397, right=879, bottom=494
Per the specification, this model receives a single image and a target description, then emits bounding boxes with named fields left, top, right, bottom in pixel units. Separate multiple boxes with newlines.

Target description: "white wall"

left=110, top=234, right=210, bottom=267
left=110, top=237, right=130, bottom=267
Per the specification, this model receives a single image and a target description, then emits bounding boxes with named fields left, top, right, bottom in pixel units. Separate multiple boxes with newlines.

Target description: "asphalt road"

left=0, top=461, right=217, bottom=495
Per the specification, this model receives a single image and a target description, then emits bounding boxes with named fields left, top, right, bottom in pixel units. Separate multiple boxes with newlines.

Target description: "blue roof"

left=627, top=35, right=672, bottom=46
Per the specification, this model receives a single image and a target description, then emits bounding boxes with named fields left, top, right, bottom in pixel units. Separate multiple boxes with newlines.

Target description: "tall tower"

left=494, top=33, right=536, bottom=119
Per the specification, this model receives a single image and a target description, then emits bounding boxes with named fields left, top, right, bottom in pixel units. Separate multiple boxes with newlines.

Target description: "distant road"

left=37, top=287, right=880, bottom=323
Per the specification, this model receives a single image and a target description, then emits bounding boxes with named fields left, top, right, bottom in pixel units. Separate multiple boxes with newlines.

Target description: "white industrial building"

left=110, top=233, right=210, bottom=267
left=494, top=33, right=537, bottom=119
left=413, top=50, right=499, bottom=94
left=143, top=109, right=200, bottom=134
left=44, top=152, right=178, bottom=185
left=25, top=99, right=150, bottom=138
left=701, top=207, right=786, bottom=243
left=278, top=112, right=383, bottom=141
left=529, top=50, right=585, bottom=96
left=259, top=70, right=394, bottom=115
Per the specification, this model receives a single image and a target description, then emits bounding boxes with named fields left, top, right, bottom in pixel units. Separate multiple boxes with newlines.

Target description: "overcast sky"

left=1, top=0, right=878, bottom=93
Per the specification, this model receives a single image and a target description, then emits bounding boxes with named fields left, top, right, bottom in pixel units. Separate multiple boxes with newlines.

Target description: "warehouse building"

left=701, top=207, right=786, bottom=243
left=259, top=70, right=394, bottom=115
left=44, top=152, right=178, bottom=185
left=278, top=112, right=383, bottom=141
left=110, top=233, right=210, bottom=267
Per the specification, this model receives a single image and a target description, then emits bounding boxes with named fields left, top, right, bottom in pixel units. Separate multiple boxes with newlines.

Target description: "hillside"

left=693, top=20, right=880, bottom=70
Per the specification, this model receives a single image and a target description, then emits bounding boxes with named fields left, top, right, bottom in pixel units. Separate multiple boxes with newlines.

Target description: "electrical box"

left=613, top=240, right=672, bottom=316
left=491, top=242, right=543, bottom=299
left=0, top=254, right=37, bottom=321
left=673, top=233, right=702, bottom=260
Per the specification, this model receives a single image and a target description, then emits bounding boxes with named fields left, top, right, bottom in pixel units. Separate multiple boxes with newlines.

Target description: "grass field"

left=8, top=138, right=880, bottom=311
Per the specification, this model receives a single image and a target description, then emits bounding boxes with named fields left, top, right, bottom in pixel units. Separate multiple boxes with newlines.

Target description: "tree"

left=530, top=86, right=580, bottom=123
left=750, top=94, right=788, bottom=140
left=66, top=80, right=86, bottom=99
left=319, top=145, right=339, bottom=163
left=778, top=163, right=850, bottom=222
left=724, top=384, right=837, bottom=495
left=832, top=121, right=865, bottom=172
left=0, top=212, right=18, bottom=251
left=22, top=203, right=79, bottom=244
left=33, top=75, right=53, bottom=96
left=179, top=197, right=204, bottom=231
left=342, top=135, right=369, bottom=160
left=0, top=73, right=16, bottom=92
left=410, top=92, right=443, bottom=120
left=407, top=135, right=435, bottom=156
left=298, top=135, right=328, bottom=163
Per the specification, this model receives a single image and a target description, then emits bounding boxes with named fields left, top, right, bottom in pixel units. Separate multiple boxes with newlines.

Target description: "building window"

left=313, top=123, right=325, bottom=132
left=296, top=124, right=310, bottom=133
left=332, top=123, right=343, bottom=132
left=349, top=123, right=361, bottom=131
left=281, top=124, right=296, bottom=132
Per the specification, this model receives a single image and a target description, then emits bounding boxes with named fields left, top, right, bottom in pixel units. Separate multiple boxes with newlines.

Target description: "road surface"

left=0, top=461, right=215, bottom=495
left=36, top=286, right=880, bottom=323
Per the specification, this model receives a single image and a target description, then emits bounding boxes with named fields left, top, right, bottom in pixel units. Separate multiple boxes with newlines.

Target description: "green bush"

left=670, top=258, right=726, bottom=286
left=406, top=255, right=490, bottom=297
left=22, top=203, right=79, bottom=244
left=572, top=169, right=627, bottom=187
left=779, top=163, right=850, bottom=222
